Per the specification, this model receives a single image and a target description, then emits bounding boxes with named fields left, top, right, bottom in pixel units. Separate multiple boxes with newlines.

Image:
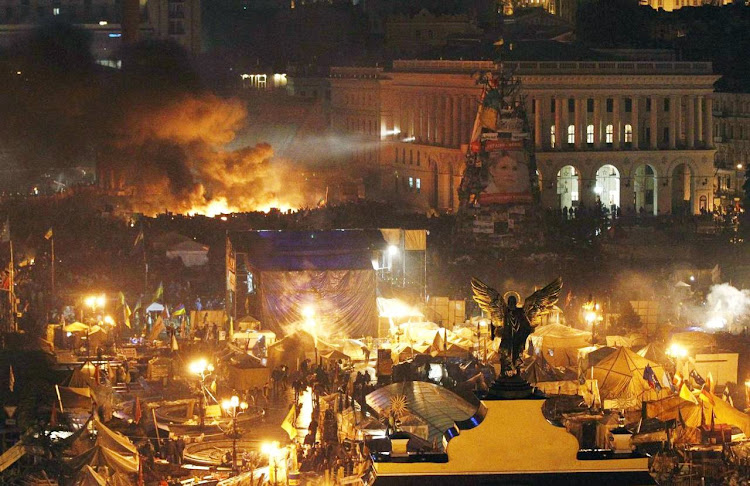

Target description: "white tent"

left=166, top=239, right=209, bottom=268
left=145, top=302, right=164, bottom=313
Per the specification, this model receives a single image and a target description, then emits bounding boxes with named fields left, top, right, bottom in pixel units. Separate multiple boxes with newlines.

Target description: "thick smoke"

left=106, top=93, right=307, bottom=216
left=703, top=283, right=750, bottom=333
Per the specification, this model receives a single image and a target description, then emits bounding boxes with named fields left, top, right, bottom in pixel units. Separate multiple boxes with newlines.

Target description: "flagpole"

left=50, top=233, right=55, bottom=295
left=9, top=237, right=15, bottom=333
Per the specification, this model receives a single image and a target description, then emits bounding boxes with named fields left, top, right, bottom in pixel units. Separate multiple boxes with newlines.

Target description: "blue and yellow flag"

left=173, top=304, right=186, bottom=317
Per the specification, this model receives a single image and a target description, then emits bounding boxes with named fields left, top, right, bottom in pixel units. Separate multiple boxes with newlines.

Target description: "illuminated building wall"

left=330, top=59, right=719, bottom=215
left=713, top=92, right=750, bottom=209
left=639, top=0, right=733, bottom=11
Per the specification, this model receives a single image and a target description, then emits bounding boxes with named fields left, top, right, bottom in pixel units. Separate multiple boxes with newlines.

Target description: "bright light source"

left=667, top=343, right=688, bottom=358
left=99, top=20, right=108, bottom=25
left=302, top=306, right=316, bottom=319
left=584, top=311, right=597, bottom=324
left=737, top=164, right=743, bottom=170
left=402, top=136, right=416, bottom=142
left=103, top=315, right=114, bottom=325
left=706, top=316, right=726, bottom=329
left=96, top=295, right=106, bottom=308
left=222, top=400, right=231, bottom=411
left=388, top=245, right=399, bottom=256
left=84, top=296, right=96, bottom=308
left=240, top=401, right=248, bottom=410
left=230, top=395, right=239, bottom=408
left=689, top=275, right=695, bottom=282
left=189, top=359, right=208, bottom=375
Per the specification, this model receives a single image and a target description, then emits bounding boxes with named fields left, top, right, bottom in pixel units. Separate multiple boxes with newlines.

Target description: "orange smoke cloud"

left=105, top=93, right=306, bottom=216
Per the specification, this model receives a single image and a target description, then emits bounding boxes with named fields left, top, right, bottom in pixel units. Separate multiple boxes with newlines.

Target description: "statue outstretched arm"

left=522, top=277, right=563, bottom=324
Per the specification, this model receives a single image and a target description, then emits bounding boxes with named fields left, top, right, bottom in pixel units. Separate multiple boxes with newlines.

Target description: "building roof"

left=229, top=229, right=386, bottom=272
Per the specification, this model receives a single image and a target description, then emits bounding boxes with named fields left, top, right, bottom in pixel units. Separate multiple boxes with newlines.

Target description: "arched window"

left=550, top=125, right=556, bottom=148
left=606, top=124, right=614, bottom=144
left=624, top=124, right=633, bottom=143
left=586, top=124, right=594, bottom=145
left=567, top=124, right=575, bottom=145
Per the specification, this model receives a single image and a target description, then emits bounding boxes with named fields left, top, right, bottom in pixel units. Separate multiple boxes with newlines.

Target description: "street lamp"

left=222, top=395, right=248, bottom=475
left=189, top=359, right=214, bottom=430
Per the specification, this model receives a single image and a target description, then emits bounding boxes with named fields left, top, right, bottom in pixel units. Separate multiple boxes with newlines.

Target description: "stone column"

left=436, top=94, right=444, bottom=146
left=554, top=96, right=563, bottom=151
left=675, top=95, right=683, bottom=147
left=451, top=95, right=460, bottom=148
left=704, top=96, right=713, bottom=148
left=573, top=98, right=586, bottom=150
left=669, top=95, right=677, bottom=149
left=696, top=95, right=704, bottom=145
left=594, top=97, right=602, bottom=149
left=534, top=98, right=542, bottom=150
left=444, top=94, right=452, bottom=147
left=687, top=95, right=695, bottom=149
left=613, top=96, right=621, bottom=148
left=632, top=95, right=640, bottom=149
left=461, top=96, right=471, bottom=145
left=650, top=96, right=658, bottom=149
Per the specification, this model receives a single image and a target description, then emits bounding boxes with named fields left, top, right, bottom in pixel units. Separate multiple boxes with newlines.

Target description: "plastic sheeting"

left=260, top=269, right=377, bottom=337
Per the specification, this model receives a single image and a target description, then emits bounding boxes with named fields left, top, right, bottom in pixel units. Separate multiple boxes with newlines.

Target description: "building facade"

left=639, top=0, right=732, bottom=11
left=0, top=0, right=201, bottom=63
left=330, top=59, right=719, bottom=215
left=713, top=92, right=750, bottom=207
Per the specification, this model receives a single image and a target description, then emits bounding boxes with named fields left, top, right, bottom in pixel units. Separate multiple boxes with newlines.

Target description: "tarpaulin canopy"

left=76, top=465, right=106, bottom=486
left=93, top=418, right=137, bottom=456
left=578, top=346, right=617, bottom=372
left=64, top=322, right=90, bottom=333
left=267, top=330, right=334, bottom=367
left=522, top=355, right=564, bottom=384
left=647, top=392, right=750, bottom=435
left=591, top=347, right=670, bottom=406
left=145, top=302, right=164, bottom=313
left=260, top=269, right=377, bottom=337
left=58, top=386, right=93, bottom=410
left=637, top=344, right=672, bottom=368
left=366, top=381, right=479, bottom=447
left=68, top=445, right=138, bottom=475
left=529, top=324, right=591, bottom=349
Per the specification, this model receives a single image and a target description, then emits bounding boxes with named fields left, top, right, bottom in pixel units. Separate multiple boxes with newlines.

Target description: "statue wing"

left=522, top=277, right=563, bottom=322
left=471, top=278, right=508, bottom=323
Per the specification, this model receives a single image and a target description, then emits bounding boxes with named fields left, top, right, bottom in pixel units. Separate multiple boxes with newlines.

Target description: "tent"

left=319, top=349, right=350, bottom=365
left=64, top=322, right=90, bottom=333
left=145, top=302, right=164, bottom=313
left=166, top=239, right=209, bottom=267
left=76, top=465, right=106, bottom=486
left=591, top=347, right=670, bottom=408
left=529, top=324, right=591, bottom=367
left=267, top=330, right=331, bottom=367
left=578, top=346, right=617, bottom=372
left=522, top=355, right=563, bottom=384
left=637, top=344, right=672, bottom=368
left=647, top=392, right=750, bottom=435
left=68, top=419, right=139, bottom=475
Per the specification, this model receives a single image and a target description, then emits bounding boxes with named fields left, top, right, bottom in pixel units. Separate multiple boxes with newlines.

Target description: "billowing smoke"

left=103, top=93, right=308, bottom=215
left=703, top=283, right=750, bottom=333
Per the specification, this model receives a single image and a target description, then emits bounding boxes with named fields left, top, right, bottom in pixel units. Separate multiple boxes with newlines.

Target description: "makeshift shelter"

left=68, top=419, right=139, bottom=476
left=76, top=465, right=106, bottom=486
left=227, top=364, right=270, bottom=390
left=591, top=347, right=670, bottom=409
left=145, top=302, right=164, bottom=313
left=319, top=349, right=350, bottom=365
left=529, top=324, right=591, bottom=367
left=647, top=392, right=750, bottom=436
left=236, top=314, right=261, bottom=331
left=64, top=322, right=90, bottom=333
left=166, top=239, right=209, bottom=267
left=522, top=355, right=579, bottom=395
left=366, top=381, right=479, bottom=447
left=637, top=344, right=672, bottom=368
left=267, top=330, right=331, bottom=367
left=578, top=346, right=617, bottom=372
left=190, top=310, right=227, bottom=331
left=228, top=230, right=385, bottom=337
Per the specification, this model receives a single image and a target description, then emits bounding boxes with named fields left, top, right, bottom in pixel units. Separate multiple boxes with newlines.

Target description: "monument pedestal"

left=485, top=374, right=545, bottom=400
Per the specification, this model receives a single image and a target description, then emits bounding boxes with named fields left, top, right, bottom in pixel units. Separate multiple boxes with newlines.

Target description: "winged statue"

left=472, top=277, right=562, bottom=377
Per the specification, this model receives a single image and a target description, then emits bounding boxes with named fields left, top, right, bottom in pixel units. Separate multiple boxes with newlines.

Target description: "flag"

left=662, top=371, right=673, bottom=392
left=133, top=396, right=142, bottom=424
left=0, top=218, right=9, bottom=243
left=281, top=405, right=298, bottom=440
left=643, top=365, right=661, bottom=391
left=133, top=298, right=142, bottom=314
left=8, top=365, right=14, bottom=392
left=124, top=304, right=132, bottom=329
left=118, top=291, right=126, bottom=307
left=722, top=386, right=734, bottom=407
left=44, top=228, right=53, bottom=240
left=133, top=229, right=144, bottom=249
left=171, top=333, right=179, bottom=352
left=679, top=383, right=698, bottom=404
left=677, top=406, right=686, bottom=428
left=161, top=306, right=170, bottom=320
left=479, top=106, right=499, bottom=131
left=564, top=291, right=572, bottom=309
left=673, top=372, right=683, bottom=390
left=153, top=282, right=163, bottom=303
left=173, top=304, right=186, bottom=317
left=699, top=387, right=715, bottom=406
left=690, top=369, right=705, bottom=387
left=706, top=372, right=715, bottom=394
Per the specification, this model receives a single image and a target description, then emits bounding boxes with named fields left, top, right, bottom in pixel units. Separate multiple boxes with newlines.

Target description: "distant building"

left=0, top=0, right=201, bottom=66
left=713, top=92, right=750, bottom=208
left=639, top=0, right=733, bottom=11
left=330, top=54, right=719, bottom=215
left=511, top=0, right=578, bottom=24
left=385, top=9, right=482, bottom=58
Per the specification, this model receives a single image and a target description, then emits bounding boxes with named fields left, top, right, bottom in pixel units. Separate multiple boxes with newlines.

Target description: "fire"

left=186, top=196, right=298, bottom=217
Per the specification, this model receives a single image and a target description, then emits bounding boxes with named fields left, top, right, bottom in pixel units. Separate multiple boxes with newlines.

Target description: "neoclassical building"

left=329, top=59, right=719, bottom=215
left=639, top=0, right=732, bottom=11
left=713, top=92, right=750, bottom=207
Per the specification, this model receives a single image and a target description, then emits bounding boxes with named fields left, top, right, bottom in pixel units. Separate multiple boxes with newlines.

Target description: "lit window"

left=416, top=178, right=421, bottom=192
left=408, top=177, right=414, bottom=188
left=550, top=125, right=556, bottom=148
left=586, top=124, right=594, bottom=144
left=606, top=124, right=613, bottom=144
left=567, top=125, right=575, bottom=144
left=625, top=124, right=633, bottom=143
left=53, top=7, right=60, bottom=15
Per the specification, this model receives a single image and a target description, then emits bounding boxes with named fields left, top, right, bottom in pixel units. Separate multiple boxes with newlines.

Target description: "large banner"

left=478, top=139, right=533, bottom=205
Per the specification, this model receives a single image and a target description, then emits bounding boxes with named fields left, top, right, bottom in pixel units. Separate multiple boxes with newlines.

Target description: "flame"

left=186, top=196, right=297, bottom=217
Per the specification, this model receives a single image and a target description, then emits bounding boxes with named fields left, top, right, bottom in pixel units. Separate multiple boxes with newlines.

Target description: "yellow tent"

left=647, top=391, right=750, bottom=435
left=591, top=347, right=670, bottom=407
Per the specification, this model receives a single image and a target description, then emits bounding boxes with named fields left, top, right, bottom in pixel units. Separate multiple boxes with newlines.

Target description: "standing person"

left=175, top=436, right=186, bottom=465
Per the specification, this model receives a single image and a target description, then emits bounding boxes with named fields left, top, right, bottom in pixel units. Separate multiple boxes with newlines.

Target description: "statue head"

left=507, top=295, right=517, bottom=308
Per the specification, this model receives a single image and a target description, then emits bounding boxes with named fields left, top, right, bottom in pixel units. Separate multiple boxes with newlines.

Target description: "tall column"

left=613, top=96, right=621, bottom=148
left=461, top=96, right=471, bottom=145
left=554, top=97, right=562, bottom=151
left=436, top=94, right=444, bottom=146
left=632, top=95, right=640, bottom=149
left=704, top=96, right=713, bottom=148
left=451, top=95, right=461, bottom=148
left=444, top=94, right=452, bottom=147
left=650, top=96, right=658, bottom=149
left=534, top=98, right=542, bottom=150
left=669, top=95, right=677, bottom=149
left=687, top=95, right=695, bottom=149
left=696, top=95, right=704, bottom=145
left=675, top=95, right=683, bottom=147
left=574, top=97, right=583, bottom=149
left=594, top=97, right=602, bottom=149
